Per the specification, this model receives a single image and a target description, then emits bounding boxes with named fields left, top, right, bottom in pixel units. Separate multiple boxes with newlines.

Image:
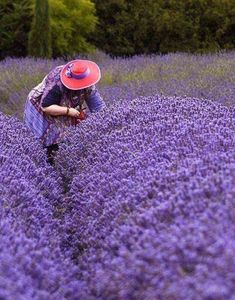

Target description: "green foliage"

left=1, top=0, right=234, bottom=58
left=49, top=0, right=97, bottom=58
left=91, top=0, right=235, bottom=56
left=0, top=0, right=32, bottom=60
left=28, top=0, right=52, bottom=58
left=0, top=0, right=97, bottom=59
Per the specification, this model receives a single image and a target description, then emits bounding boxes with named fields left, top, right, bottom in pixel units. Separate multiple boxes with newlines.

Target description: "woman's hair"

left=62, top=85, right=88, bottom=106
left=63, top=85, right=79, bottom=99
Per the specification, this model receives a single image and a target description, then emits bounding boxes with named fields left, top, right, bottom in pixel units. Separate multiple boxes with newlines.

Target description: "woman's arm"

left=40, top=84, right=80, bottom=117
left=41, top=105, right=67, bottom=116
left=85, top=85, right=106, bottom=113
left=42, top=105, right=80, bottom=118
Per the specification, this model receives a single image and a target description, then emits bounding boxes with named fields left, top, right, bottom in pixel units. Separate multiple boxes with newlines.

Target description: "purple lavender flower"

left=55, top=94, right=235, bottom=299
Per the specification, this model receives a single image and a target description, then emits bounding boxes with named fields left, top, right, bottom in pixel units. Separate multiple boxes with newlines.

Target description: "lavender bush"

left=0, top=112, right=88, bottom=299
left=55, top=95, right=235, bottom=299
left=0, top=51, right=235, bottom=119
left=0, top=51, right=235, bottom=299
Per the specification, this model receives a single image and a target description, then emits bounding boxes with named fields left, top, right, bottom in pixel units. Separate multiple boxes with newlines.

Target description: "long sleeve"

left=41, top=85, right=62, bottom=107
left=85, top=85, right=106, bottom=113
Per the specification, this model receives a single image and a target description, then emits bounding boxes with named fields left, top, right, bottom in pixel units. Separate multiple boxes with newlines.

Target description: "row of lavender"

left=54, top=95, right=235, bottom=299
left=0, top=113, right=88, bottom=299
left=0, top=95, right=234, bottom=299
left=0, top=51, right=235, bottom=299
left=0, top=51, right=235, bottom=119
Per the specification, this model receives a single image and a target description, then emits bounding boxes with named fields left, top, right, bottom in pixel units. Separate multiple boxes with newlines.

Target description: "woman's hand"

left=68, top=108, right=80, bottom=118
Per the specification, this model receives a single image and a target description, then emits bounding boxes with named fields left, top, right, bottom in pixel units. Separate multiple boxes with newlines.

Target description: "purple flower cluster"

left=0, top=51, right=235, bottom=298
left=0, top=112, right=88, bottom=299
left=1, top=51, right=235, bottom=119
left=55, top=94, right=235, bottom=299
left=99, top=51, right=235, bottom=108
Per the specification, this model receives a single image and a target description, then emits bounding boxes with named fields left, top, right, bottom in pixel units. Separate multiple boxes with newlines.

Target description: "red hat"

left=60, top=59, right=101, bottom=90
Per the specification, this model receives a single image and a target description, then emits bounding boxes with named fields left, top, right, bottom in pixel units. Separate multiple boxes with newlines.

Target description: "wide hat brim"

left=60, top=59, right=101, bottom=90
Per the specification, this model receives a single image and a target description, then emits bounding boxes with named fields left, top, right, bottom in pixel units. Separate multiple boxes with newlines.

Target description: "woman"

left=24, top=59, right=106, bottom=165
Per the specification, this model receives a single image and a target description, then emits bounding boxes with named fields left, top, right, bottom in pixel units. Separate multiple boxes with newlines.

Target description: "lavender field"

left=0, top=51, right=235, bottom=299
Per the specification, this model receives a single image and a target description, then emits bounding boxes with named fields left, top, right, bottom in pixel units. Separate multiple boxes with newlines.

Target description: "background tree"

left=1, top=0, right=234, bottom=59
left=198, top=0, right=235, bottom=51
left=0, top=0, right=32, bottom=60
left=28, top=0, right=52, bottom=58
left=91, top=0, right=235, bottom=57
left=88, top=0, right=129, bottom=56
left=49, top=0, right=97, bottom=58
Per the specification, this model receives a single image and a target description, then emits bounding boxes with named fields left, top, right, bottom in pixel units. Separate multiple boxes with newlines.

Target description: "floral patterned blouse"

left=24, top=65, right=105, bottom=147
